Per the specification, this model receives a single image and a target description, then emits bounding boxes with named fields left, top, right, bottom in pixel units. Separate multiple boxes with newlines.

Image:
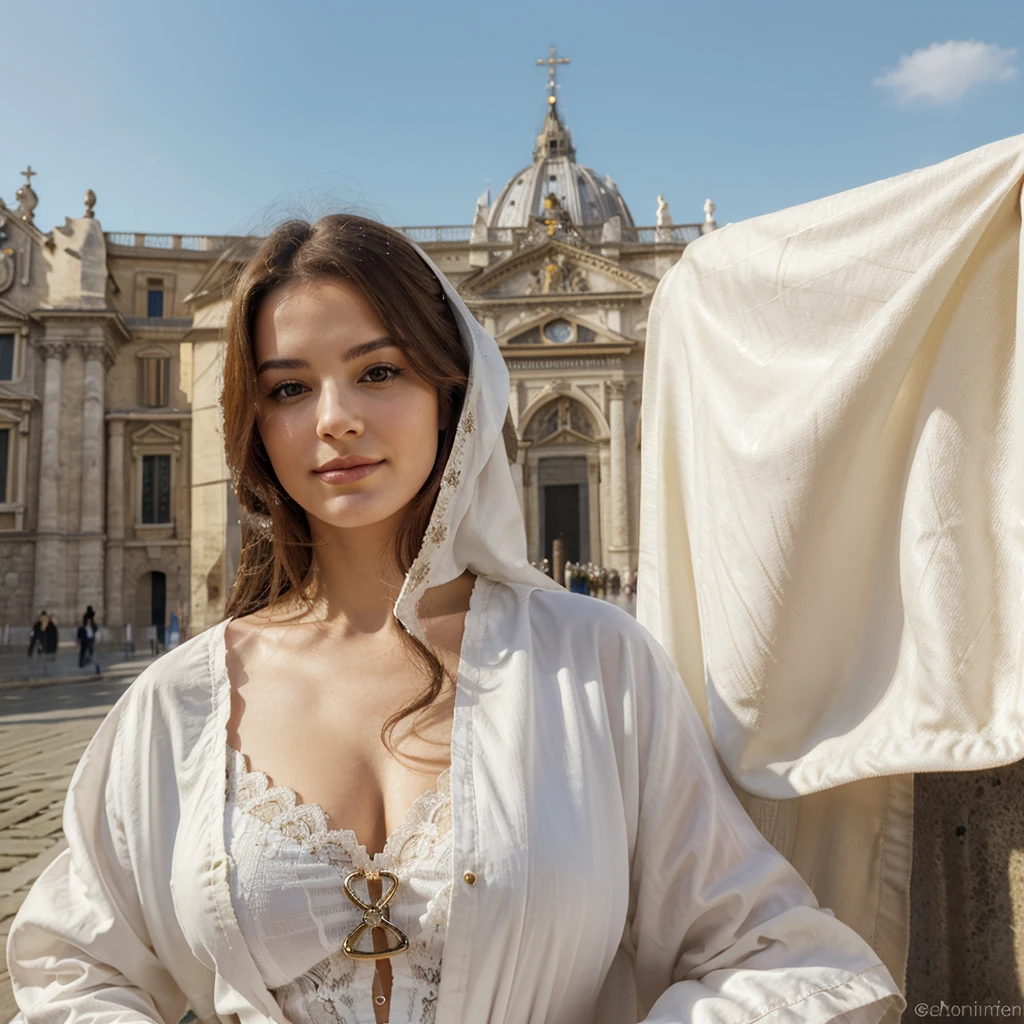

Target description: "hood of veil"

left=391, top=244, right=562, bottom=642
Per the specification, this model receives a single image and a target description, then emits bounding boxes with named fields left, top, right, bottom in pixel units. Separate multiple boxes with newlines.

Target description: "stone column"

left=607, top=379, right=629, bottom=570
left=32, top=341, right=68, bottom=616
left=587, top=452, right=602, bottom=563
left=105, top=418, right=126, bottom=630
left=78, top=341, right=107, bottom=620
left=508, top=378, right=522, bottom=427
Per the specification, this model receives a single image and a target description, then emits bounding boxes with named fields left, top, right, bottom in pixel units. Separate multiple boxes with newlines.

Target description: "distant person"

left=77, top=607, right=101, bottom=674
left=42, top=614, right=58, bottom=661
left=26, top=611, right=45, bottom=657
left=84, top=605, right=97, bottom=657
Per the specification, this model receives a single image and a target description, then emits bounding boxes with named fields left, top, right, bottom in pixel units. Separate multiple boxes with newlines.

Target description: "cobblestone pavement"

left=0, top=677, right=133, bottom=1022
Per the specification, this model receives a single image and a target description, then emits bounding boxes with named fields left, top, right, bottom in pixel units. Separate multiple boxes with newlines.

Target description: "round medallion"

left=543, top=319, right=575, bottom=344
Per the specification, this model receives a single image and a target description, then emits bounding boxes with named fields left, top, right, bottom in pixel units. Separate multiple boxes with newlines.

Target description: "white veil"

left=392, top=244, right=562, bottom=643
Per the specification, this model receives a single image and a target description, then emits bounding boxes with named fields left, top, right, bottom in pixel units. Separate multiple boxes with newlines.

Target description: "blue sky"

left=4, top=0, right=1022, bottom=236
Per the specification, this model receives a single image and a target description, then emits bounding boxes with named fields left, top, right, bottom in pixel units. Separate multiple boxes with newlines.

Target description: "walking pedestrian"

left=43, top=614, right=58, bottom=657
left=78, top=606, right=101, bottom=674
left=26, top=610, right=45, bottom=658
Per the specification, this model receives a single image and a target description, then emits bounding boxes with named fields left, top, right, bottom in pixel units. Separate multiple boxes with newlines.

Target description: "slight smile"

left=314, top=460, right=385, bottom=484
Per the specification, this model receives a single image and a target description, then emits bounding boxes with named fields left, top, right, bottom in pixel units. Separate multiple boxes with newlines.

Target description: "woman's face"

left=253, top=277, right=446, bottom=533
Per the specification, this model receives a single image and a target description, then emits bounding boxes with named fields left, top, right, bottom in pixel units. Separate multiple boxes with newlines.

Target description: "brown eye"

left=362, top=364, right=402, bottom=384
left=267, top=381, right=306, bottom=401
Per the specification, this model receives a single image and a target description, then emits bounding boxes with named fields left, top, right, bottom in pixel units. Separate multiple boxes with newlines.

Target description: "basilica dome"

left=486, top=98, right=635, bottom=230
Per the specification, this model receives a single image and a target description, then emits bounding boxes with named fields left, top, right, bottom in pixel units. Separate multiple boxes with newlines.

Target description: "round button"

left=374, top=995, right=387, bottom=1006
left=463, top=870, right=477, bottom=885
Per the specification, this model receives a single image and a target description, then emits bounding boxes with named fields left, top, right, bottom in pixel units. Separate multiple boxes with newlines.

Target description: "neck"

left=272, top=508, right=474, bottom=639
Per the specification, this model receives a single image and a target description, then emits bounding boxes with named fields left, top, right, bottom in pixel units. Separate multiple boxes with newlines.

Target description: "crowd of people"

left=25, top=604, right=102, bottom=674
left=529, top=557, right=637, bottom=605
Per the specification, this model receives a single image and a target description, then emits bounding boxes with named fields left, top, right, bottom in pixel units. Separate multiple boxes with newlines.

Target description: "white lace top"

left=224, top=741, right=453, bottom=1024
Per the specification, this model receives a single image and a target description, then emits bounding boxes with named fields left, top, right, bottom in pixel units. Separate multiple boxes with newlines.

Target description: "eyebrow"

left=256, top=337, right=399, bottom=376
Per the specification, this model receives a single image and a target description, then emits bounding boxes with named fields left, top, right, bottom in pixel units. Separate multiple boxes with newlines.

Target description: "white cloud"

left=875, top=40, right=1017, bottom=106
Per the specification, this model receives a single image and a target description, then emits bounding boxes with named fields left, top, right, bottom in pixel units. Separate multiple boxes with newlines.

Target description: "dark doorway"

left=544, top=484, right=581, bottom=563
left=151, top=571, right=166, bottom=645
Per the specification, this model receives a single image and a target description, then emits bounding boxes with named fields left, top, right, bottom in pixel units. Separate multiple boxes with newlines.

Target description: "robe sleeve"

left=623, top=629, right=905, bottom=1023
left=5, top=693, right=189, bottom=1024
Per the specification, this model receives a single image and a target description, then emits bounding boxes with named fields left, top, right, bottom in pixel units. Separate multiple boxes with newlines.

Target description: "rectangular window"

left=139, top=357, right=170, bottom=407
left=141, top=454, right=171, bottom=523
left=147, top=280, right=164, bottom=318
left=0, top=428, right=8, bottom=503
left=0, top=334, right=14, bottom=380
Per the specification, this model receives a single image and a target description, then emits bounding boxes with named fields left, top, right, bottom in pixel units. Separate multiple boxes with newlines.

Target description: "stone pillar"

left=587, top=452, right=602, bottom=563
left=607, top=379, right=629, bottom=570
left=32, top=341, right=68, bottom=616
left=508, top=378, right=522, bottom=427
left=105, top=418, right=126, bottom=629
left=523, top=456, right=539, bottom=561
left=78, top=341, right=107, bottom=620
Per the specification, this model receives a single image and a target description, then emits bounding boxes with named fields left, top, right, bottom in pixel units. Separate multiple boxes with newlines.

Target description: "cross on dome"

left=536, top=45, right=570, bottom=108
left=20, top=166, right=37, bottom=186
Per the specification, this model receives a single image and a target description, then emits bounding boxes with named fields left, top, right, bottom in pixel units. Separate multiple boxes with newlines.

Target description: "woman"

left=7, top=215, right=902, bottom=1023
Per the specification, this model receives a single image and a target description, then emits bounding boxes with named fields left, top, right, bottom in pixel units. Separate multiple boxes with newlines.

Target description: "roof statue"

left=470, top=186, right=490, bottom=245
left=656, top=195, right=673, bottom=228
left=655, top=194, right=674, bottom=243
left=702, top=197, right=718, bottom=234
left=16, top=166, right=38, bottom=224
left=84, top=189, right=97, bottom=219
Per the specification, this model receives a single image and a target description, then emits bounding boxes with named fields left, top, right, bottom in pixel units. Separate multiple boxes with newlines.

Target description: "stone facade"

left=0, top=88, right=715, bottom=640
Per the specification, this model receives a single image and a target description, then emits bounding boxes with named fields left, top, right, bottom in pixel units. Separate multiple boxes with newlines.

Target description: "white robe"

left=6, top=246, right=902, bottom=1023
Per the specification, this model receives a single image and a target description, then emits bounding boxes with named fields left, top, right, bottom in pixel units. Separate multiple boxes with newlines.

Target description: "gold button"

left=463, top=870, right=477, bottom=885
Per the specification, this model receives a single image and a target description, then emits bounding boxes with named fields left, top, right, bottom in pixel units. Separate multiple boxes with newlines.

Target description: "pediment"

left=462, top=240, right=657, bottom=300
left=497, top=309, right=634, bottom=348
left=533, top=427, right=596, bottom=447
left=130, top=422, right=182, bottom=452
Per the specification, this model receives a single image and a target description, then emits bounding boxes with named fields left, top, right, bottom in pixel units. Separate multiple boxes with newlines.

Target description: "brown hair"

left=220, top=214, right=470, bottom=751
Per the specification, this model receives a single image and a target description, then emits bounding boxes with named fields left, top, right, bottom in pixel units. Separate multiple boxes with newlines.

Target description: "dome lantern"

left=485, top=47, right=635, bottom=231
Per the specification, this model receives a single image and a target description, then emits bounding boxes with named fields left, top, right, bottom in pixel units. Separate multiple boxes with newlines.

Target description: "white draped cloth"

left=638, top=132, right=1024, bottom=988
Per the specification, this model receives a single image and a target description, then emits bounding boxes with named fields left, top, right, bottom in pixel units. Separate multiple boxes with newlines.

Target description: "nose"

left=315, top=379, right=363, bottom=441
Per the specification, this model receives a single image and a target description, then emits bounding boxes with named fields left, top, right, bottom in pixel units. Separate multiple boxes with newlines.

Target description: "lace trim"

left=395, top=407, right=475, bottom=632
left=225, top=743, right=452, bottom=878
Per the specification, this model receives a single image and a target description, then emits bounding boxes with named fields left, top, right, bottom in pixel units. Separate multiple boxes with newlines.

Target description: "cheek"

left=256, top=408, right=309, bottom=468
left=391, top=397, right=438, bottom=437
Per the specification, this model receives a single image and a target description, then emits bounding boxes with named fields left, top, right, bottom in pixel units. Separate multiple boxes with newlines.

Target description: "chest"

left=225, top=627, right=459, bottom=859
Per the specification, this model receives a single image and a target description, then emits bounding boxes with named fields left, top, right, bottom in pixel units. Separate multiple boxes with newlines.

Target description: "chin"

left=305, top=493, right=419, bottom=533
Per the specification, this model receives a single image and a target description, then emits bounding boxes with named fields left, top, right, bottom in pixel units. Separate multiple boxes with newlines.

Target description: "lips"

left=313, top=458, right=385, bottom=485
left=314, top=456, right=383, bottom=473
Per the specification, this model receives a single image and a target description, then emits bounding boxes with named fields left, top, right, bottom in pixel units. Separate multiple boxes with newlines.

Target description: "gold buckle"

left=341, top=869, right=409, bottom=961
